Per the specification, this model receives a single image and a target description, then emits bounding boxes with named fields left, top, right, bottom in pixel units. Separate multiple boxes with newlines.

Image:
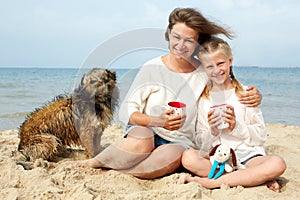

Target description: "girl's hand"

left=162, top=109, right=186, bottom=131
left=207, top=110, right=221, bottom=136
left=238, top=86, right=262, bottom=107
left=224, top=105, right=236, bottom=132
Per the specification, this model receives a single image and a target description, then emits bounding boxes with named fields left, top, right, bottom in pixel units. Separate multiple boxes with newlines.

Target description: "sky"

left=1, top=0, right=300, bottom=68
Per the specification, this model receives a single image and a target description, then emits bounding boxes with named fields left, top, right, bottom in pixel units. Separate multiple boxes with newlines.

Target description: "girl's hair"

left=165, top=8, right=234, bottom=44
left=199, top=37, right=244, bottom=99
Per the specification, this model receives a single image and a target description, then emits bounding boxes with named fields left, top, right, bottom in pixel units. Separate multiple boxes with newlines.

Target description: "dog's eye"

left=90, top=80, right=97, bottom=84
left=224, top=153, right=227, bottom=156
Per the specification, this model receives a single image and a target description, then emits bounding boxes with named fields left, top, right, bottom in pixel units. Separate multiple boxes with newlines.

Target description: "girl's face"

left=200, top=50, right=232, bottom=87
left=168, top=23, right=198, bottom=60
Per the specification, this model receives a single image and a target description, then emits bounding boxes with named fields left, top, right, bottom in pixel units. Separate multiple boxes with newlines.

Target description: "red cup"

left=162, top=101, right=186, bottom=116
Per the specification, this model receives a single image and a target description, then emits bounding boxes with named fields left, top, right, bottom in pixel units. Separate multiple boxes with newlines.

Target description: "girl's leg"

left=180, top=155, right=286, bottom=192
left=181, top=149, right=212, bottom=176
left=83, top=126, right=155, bottom=170
left=121, top=143, right=186, bottom=179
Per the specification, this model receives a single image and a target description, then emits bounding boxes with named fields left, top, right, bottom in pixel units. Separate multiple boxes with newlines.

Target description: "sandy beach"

left=0, top=123, right=299, bottom=200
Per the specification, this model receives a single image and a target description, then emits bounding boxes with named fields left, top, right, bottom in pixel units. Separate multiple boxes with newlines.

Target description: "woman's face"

left=168, top=23, right=199, bottom=60
left=200, top=50, right=232, bottom=86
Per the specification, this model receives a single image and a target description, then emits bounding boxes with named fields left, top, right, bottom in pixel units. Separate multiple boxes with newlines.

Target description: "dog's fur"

left=17, top=68, right=118, bottom=161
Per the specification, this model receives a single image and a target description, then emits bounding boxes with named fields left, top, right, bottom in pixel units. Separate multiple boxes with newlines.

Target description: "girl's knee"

left=272, top=156, right=287, bottom=175
left=181, top=149, right=197, bottom=169
left=264, top=156, right=287, bottom=178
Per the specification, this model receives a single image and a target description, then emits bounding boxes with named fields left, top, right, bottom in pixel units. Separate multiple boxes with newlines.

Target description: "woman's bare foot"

left=266, top=179, right=281, bottom=192
left=84, top=158, right=105, bottom=168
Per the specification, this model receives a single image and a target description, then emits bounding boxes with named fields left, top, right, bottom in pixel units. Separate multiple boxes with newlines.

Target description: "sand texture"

left=0, top=123, right=299, bottom=200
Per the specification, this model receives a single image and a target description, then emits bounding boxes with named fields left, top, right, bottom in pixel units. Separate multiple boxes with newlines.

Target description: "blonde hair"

left=199, top=37, right=244, bottom=99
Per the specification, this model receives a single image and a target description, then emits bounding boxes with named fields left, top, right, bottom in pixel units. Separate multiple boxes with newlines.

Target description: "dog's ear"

left=105, top=69, right=116, bottom=81
left=209, top=144, right=220, bottom=156
left=230, top=148, right=237, bottom=167
left=80, top=73, right=86, bottom=85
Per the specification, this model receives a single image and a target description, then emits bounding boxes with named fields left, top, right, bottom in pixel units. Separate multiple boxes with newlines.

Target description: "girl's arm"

left=228, top=107, right=267, bottom=146
left=194, top=104, right=216, bottom=152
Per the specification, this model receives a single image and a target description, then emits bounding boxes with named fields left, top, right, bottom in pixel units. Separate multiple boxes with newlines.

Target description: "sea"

left=0, top=66, right=299, bottom=130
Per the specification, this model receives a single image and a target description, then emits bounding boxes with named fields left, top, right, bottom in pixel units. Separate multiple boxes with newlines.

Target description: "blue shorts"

left=124, top=125, right=187, bottom=149
left=241, top=154, right=263, bottom=165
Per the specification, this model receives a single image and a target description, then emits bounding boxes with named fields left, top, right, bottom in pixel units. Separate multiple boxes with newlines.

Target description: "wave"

left=0, top=112, right=30, bottom=119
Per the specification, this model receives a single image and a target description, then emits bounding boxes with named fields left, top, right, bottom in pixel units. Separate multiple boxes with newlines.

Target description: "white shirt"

left=194, top=88, right=267, bottom=162
left=119, top=56, right=208, bottom=148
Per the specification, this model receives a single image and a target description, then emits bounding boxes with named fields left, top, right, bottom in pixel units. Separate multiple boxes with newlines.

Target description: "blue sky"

left=1, top=0, right=300, bottom=67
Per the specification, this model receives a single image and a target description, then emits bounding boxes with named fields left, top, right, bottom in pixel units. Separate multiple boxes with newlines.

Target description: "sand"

left=0, top=123, right=299, bottom=200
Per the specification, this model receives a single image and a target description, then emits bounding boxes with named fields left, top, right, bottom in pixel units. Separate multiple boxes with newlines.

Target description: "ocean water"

left=0, top=66, right=299, bottom=130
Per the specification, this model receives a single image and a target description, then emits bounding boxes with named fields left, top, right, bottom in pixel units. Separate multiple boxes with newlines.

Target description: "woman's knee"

left=126, top=126, right=155, bottom=153
left=127, top=126, right=154, bottom=139
left=152, top=144, right=185, bottom=164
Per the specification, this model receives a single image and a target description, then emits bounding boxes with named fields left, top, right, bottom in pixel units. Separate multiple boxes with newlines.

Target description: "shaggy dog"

left=17, top=68, right=118, bottom=161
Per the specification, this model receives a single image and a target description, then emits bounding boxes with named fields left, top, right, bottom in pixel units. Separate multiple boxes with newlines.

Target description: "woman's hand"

left=239, top=86, right=262, bottom=107
left=129, top=110, right=185, bottom=129
left=162, top=109, right=186, bottom=131
left=224, top=105, right=236, bottom=132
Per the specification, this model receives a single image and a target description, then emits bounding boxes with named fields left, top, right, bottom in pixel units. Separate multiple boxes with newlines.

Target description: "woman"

left=77, top=8, right=262, bottom=179
left=179, top=37, right=286, bottom=192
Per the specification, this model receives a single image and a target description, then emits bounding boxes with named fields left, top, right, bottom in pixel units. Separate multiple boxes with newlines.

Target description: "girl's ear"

left=229, top=56, right=233, bottom=66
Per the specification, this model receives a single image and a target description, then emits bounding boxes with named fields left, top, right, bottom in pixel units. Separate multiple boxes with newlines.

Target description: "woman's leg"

left=82, top=126, right=155, bottom=170
left=180, top=154, right=286, bottom=192
left=121, top=143, right=186, bottom=179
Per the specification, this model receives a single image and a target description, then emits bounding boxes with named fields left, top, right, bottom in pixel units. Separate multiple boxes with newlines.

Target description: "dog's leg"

left=79, top=128, right=103, bottom=158
left=18, top=133, right=62, bottom=161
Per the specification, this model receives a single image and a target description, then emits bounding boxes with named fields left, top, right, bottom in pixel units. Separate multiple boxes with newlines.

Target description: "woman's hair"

left=199, top=37, right=244, bottom=99
left=165, top=8, right=234, bottom=44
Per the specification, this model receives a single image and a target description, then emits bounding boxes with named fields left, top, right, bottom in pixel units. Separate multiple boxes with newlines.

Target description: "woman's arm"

left=129, top=110, right=186, bottom=131
left=239, top=86, right=262, bottom=107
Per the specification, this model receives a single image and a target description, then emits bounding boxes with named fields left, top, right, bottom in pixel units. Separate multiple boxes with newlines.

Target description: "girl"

left=179, top=37, right=286, bottom=192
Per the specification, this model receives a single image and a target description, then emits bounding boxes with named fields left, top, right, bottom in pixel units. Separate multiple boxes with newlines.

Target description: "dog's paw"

left=15, top=160, right=32, bottom=170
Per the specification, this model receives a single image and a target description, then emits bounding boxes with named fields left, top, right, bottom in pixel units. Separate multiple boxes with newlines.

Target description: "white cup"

left=211, top=104, right=229, bottom=129
left=162, top=101, right=186, bottom=116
